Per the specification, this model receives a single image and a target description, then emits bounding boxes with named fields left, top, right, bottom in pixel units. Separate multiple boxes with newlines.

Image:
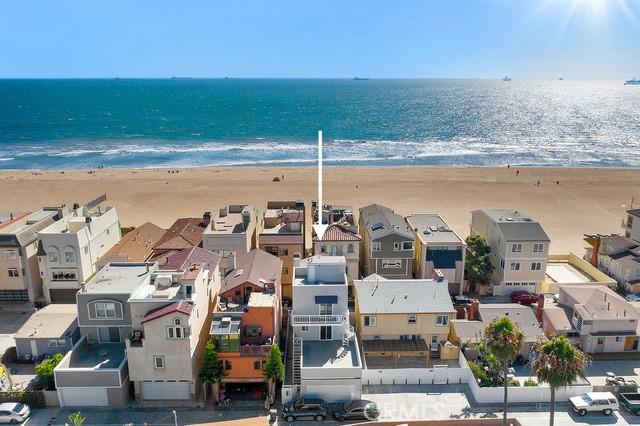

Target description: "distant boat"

left=354, top=77, right=370, bottom=81
left=559, top=77, right=564, bottom=81
left=625, top=78, right=640, bottom=85
left=502, top=76, right=512, bottom=81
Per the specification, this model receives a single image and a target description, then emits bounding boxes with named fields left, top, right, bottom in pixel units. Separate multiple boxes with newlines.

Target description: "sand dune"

left=1, top=166, right=638, bottom=255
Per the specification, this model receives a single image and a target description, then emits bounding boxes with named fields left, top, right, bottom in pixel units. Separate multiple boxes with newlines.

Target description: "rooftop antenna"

left=313, top=130, right=328, bottom=240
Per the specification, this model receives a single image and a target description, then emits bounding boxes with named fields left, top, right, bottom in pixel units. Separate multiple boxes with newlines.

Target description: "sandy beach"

left=1, top=166, right=638, bottom=255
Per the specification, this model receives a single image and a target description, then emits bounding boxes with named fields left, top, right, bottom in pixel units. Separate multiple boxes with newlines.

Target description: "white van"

left=569, top=392, right=618, bottom=416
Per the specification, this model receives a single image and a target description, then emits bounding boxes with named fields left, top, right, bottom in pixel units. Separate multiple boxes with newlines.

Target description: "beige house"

left=542, top=285, right=640, bottom=353
left=38, top=204, right=121, bottom=304
left=470, top=209, right=550, bottom=296
left=354, top=275, right=455, bottom=356
left=406, top=213, right=466, bottom=295
left=0, top=207, right=65, bottom=303
left=584, top=235, right=640, bottom=293
left=312, top=203, right=361, bottom=284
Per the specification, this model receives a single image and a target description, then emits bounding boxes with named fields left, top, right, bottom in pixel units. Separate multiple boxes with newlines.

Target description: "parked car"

left=332, top=400, right=380, bottom=422
left=0, top=403, right=30, bottom=424
left=626, top=293, right=640, bottom=302
left=452, top=295, right=473, bottom=305
left=619, top=393, right=640, bottom=415
left=510, top=290, right=538, bottom=304
left=569, top=392, right=618, bottom=416
left=281, top=398, right=328, bottom=422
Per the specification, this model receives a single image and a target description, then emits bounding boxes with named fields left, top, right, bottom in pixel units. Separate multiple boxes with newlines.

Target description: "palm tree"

left=482, top=315, right=524, bottom=426
left=530, top=336, right=589, bottom=425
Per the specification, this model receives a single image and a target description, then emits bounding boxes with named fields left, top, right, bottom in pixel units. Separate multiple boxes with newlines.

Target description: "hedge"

left=0, top=391, right=46, bottom=408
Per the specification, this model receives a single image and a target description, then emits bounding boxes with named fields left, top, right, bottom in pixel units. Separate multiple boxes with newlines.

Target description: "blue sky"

left=1, top=0, right=639, bottom=78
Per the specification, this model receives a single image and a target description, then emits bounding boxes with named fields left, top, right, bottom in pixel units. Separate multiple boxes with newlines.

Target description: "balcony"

left=291, top=314, right=348, bottom=325
left=240, top=344, right=272, bottom=356
left=129, top=330, right=144, bottom=348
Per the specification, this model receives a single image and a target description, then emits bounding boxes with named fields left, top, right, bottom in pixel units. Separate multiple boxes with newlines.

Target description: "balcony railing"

left=240, top=344, right=272, bottom=356
left=291, top=314, right=347, bottom=325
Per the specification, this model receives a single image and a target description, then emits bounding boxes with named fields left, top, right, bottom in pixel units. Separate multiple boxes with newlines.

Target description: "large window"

left=510, top=262, right=521, bottom=272
left=319, top=303, right=333, bottom=316
left=331, top=246, right=343, bottom=256
left=402, top=241, right=413, bottom=250
left=382, top=259, right=402, bottom=269
left=531, top=262, right=542, bottom=271
left=8, top=268, right=19, bottom=278
left=95, top=302, right=117, bottom=318
left=436, top=315, right=449, bottom=326
left=364, top=316, right=377, bottom=327
left=64, top=248, right=76, bottom=263
left=167, top=317, right=190, bottom=339
left=371, top=241, right=381, bottom=252
left=48, top=248, right=59, bottom=263
left=98, top=326, right=120, bottom=343
left=320, top=326, right=332, bottom=340
left=511, top=243, right=522, bottom=253
left=533, top=243, right=545, bottom=253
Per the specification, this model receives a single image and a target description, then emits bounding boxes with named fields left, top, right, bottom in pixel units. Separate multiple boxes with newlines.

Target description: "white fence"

left=467, top=375, right=592, bottom=404
left=362, top=352, right=471, bottom=386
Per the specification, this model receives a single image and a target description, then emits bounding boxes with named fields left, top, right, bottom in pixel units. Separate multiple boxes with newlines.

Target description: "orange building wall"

left=220, top=352, right=267, bottom=382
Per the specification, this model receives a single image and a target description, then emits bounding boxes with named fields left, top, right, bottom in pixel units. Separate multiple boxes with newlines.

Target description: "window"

left=364, top=316, right=377, bottom=327
left=393, top=242, right=401, bottom=251
left=533, top=243, right=544, bottom=253
left=48, top=249, right=59, bottom=263
left=8, top=268, right=19, bottom=278
left=348, top=244, right=354, bottom=253
left=254, top=360, right=261, bottom=370
left=320, top=326, right=332, bottom=340
left=154, top=355, right=165, bottom=369
left=301, top=325, right=309, bottom=332
left=84, top=246, right=89, bottom=255
left=167, top=324, right=189, bottom=339
left=615, top=336, right=622, bottom=342
left=225, top=360, right=232, bottom=370
left=64, top=248, right=75, bottom=263
left=510, top=262, right=521, bottom=271
left=372, top=335, right=381, bottom=340
left=98, top=327, right=120, bottom=343
left=320, top=245, right=327, bottom=253
left=500, top=258, right=505, bottom=269
left=95, top=302, right=117, bottom=318
left=372, top=241, right=381, bottom=252
left=48, top=339, right=67, bottom=348
left=407, top=315, right=417, bottom=324
left=511, top=243, right=522, bottom=253
left=319, top=303, right=333, bottom=316
left=436, top=315, right=449, bottom=326
left=382, top=259, right=402, bottom=269
left=331, top=245, right=343, bottom=256
left=4, top=251, right=18, bottom=261
left=402, top=241, right=413, bottom=251
left=531, top=262, right=542, bottom=271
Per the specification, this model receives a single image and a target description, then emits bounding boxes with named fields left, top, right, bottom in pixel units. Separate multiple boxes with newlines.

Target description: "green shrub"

left=35, top=353, right=64, bottom=391
left=0, top=391, right=46, bottom=408
left=469, top=361, right=493, bottom=387
left=507, top=379, right=521, bottom=387
left=524, top=379, right=538, bottom=387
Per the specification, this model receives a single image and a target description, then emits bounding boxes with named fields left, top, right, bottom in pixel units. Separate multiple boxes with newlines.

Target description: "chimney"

left=80, top=282, right=86, bottom=293
left=535, top=294, right=545, bottom=323
left=73, top=203, right=80, bottom=210
left=468, top=299, right=480, bottom=321
left=433, top=269, right=445, bottom=283
left=9, top=213, right=13, bottom=220
left=203, top=211, right=212, bottom=227
left=242, top=210, right=251, bottom=231
left=219, top=207, right=227, bottom=218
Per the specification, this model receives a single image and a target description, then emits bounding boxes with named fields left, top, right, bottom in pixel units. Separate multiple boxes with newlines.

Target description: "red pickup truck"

left=510, top=290, right=538, bottom=304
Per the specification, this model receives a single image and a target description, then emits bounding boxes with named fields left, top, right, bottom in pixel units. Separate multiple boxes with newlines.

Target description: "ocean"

left=0, top=78, right=639, bottom=169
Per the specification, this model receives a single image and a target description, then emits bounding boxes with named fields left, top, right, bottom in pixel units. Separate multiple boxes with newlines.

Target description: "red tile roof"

left=313, top=224, right=361, bottom=242
left=141, top=300, right=193, bottom=324
left=160, top=246, right=221, bottom=276
left=153, top=218, right=206, bottom=251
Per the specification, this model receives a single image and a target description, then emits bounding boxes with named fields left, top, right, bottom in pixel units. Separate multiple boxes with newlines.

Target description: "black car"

left=332, top=400, right=380, bottom=422
left=281, top=398, right=328, bottom=422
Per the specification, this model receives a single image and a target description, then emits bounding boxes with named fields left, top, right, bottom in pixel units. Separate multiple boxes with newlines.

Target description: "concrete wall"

left=362, top=366, right=469, bottom=386
left=301, top=378, right=362, bottom=403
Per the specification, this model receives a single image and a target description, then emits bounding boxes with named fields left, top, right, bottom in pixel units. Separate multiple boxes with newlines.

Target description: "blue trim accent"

left=426, top=249, right=462, bottom=269
left=315, top=295, right=338, bottom=304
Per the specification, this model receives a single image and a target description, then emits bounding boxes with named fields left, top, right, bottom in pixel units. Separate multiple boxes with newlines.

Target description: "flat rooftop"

left=14, top=304, right=77, bottom=339
left=481, top=209, right=538, bottom=224
left=248, top=291, right=276, bottom=308
left=84, top=263, right=154, bottom=294
left=205, top=205, right=254, bottom=235
left=406, top=214, right=462, bottom=244
left=60, top=340, right=126, bottom=370
left=545, top=262, right=593, bottom=284
left=302, top=339, right=361, bottom=369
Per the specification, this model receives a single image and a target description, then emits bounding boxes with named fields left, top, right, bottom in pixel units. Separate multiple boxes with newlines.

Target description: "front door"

left=625, top=336, right=635, bottom=351
left=320, top=326, right=332, bottom=340
left=596, top=337, right=605, bottom=352
left=98, top=327, right=121, bottom=343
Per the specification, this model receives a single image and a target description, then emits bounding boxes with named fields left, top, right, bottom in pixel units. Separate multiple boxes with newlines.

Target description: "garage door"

left=59, top=387, right=108, bottom=407
left=142, top=381, right=190, bottom=400
left=50, top=289, right=79, bottom=304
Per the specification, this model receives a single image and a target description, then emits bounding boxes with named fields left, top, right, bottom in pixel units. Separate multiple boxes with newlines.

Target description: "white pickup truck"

left=569, top=392, right=619, bottom=416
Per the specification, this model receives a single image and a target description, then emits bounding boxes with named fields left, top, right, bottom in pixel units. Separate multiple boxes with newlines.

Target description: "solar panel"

left=371, top=222, right=384, bottom=231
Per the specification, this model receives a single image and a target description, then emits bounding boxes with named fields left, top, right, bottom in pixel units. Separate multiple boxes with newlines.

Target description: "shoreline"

left=1, top=166, right=638, bottom=256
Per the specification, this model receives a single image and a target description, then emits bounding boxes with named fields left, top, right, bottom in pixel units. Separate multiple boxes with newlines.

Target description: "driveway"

left=587, top=360, right=640, bottom=386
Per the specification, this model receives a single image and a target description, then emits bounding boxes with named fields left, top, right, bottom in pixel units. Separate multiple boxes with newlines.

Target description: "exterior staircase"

left=292, top=336, right=302, bottom=385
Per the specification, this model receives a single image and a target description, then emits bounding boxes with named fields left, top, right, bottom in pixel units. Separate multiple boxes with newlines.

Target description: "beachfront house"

left=354, top=275, right=455, bottom=365
left=312, top=203, right=361, bottom=284
left=542, top=285, right=640, bottom=353
left=218, top=248, right=282, bottom=305
left=405, top=213, right=466, bottom=295
left=285, top=255, right=362, bottom=403
left=149, top=214, right=210, bottom=265
left=259, top=200, right=305, bottom=300
left=584, top=235, right=640, bottom=293
left=0, top=207, right=66, bottom=303
left=96, top=222, right=165, bottom=270
left=359, top=204, right=415, bottom=280
left=202, top=204, right=263, bottom=276
left=38, top=203, right=120, bottom=304
left=624, top=209, right=640, bottom=242
left=470, top=209, right=550, bottom=296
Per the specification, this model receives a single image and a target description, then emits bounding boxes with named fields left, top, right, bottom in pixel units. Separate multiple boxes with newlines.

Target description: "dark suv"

left=281, top=398, right=328, bottom=422
left=332, top=400, right=380, bottom=422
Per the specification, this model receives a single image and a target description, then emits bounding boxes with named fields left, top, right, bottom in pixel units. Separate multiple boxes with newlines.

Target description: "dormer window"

left=167, top=317, right=189, bottom=339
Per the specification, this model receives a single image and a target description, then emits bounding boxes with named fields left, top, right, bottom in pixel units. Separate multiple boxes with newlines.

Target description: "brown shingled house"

left=96, top=222, right=165, bottom=270
left=149, top=214, right=210, bottom=264
left=219, top=248, right=282, bottom=305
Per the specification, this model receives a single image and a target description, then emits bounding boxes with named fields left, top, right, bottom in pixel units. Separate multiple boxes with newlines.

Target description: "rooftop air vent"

left=155, top=274, right=173, bottom=289
left=505, top=217, right=515, bottom=222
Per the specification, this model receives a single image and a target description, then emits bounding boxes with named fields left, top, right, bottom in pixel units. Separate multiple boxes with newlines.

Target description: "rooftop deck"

left=58, top=338, right=126, bottom=370
left=302, top=339, right=361, bottom=369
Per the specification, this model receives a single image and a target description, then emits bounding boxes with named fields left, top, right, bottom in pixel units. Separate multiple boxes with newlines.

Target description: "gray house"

left=359, top=204, right=415, bottom=279
left=54, top=263, right=153, bottom=408
left=14, top=304, right=79, bottom=360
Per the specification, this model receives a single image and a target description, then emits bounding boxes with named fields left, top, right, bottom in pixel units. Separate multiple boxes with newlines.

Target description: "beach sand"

left=1, top=166, right=638, bottom=255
